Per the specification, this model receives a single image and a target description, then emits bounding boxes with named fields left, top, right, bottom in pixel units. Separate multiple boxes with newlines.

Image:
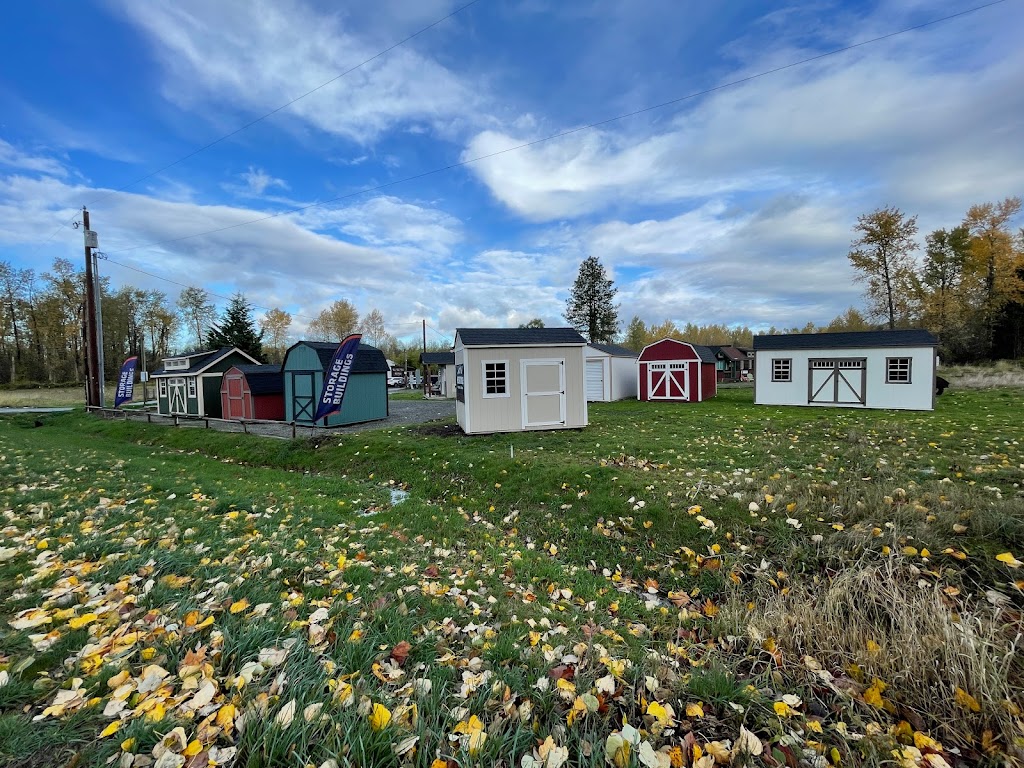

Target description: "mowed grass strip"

left=0, top=386, right=1022, bottom=768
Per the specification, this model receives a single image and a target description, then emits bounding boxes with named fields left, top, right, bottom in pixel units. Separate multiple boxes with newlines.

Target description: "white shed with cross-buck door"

left=584, top=343, right=639, bottom=401
left=753, top=329, right=938, bottom=411
left=454, top=328, right=588, bottom=434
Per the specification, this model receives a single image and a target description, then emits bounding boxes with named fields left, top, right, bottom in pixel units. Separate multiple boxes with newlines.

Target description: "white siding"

left=609, top=355, right=638, bottom=400
left=755, top=346, right=935, bottom=410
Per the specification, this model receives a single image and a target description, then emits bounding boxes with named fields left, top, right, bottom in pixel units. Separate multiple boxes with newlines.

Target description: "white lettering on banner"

left=321, top=352, right=355, bottom=405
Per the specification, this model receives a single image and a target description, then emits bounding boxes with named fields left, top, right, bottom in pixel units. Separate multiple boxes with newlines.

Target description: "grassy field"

left=1, top=387, right=1022, bottom=767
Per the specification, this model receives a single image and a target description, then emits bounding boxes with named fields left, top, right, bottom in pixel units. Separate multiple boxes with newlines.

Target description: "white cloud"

left=234, top=167, right=290, bottom=197
left=0, top=139, right=67, bottom=177
left=110, top=0, right=487, bottom=144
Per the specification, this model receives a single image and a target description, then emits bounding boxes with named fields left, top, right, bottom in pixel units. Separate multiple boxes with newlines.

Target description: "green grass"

left=1, top=387, right=1023, bottom=767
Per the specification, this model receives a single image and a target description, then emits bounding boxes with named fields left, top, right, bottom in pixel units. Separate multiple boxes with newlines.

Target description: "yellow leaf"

left=146, top=702, right=166, bottom=722
left=216, top=703, right=236, bottom=730
left=902, top=546, right=918, bottom=557
left=99, top=720, right=120, bottom=738
left=685, top=702, right=704, bottom=718
left=863, top=679, right=887, bottom=709
left=467, top=728, right=487, bottom=756
left=120, top=738, right=136, bottom=752
left=996, top=552, right=1023, bottom=568
left=229, top=599, right=250, bottom=614
left=184, top=740, right=203, bottom=757
left=866, top=639, right=881, bottom=653
left=954, top=687, right=981, bottom=713
left=369, top=702, right=392, bottom=731
left=68, top=613, right=98, bottom=630
left=773, top=701, right=794, bottom=717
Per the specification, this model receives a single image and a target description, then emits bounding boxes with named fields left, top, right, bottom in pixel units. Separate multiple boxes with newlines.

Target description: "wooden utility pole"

left=422, top=319, right=428, bottom=397
left=82, top=207, right=100, bottom=407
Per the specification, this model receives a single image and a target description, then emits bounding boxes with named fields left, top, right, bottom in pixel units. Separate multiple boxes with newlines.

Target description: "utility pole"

left=82, top=207, right=100, bottom=408
left=93, top=251, right=106, bottom=407
left=422, top=319, right=428, bottom=398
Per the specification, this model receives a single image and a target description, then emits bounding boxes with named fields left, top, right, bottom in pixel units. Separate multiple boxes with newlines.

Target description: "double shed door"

left=808, top=358, right=866, bottom=405
left=648, top=361, right=689, bottom=400
left=167, top=377, right=187, bottom=414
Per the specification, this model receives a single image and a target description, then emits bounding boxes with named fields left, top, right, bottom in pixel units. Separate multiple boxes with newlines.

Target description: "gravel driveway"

left=331, top=398, right=455, bottom=433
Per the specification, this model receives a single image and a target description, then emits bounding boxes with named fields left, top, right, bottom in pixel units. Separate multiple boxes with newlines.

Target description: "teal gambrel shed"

left=282, top=341, right=389, bottom=427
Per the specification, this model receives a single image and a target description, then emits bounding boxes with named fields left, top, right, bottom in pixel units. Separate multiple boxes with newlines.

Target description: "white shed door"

left=521, top=359, right=566, bottom=427
left=168, top=377, right=187, bottom=414
left=585, top=360, right=605, bottom=401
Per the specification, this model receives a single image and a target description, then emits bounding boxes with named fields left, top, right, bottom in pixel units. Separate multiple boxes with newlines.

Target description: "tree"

left=847, top=206, right=919, bottom=330
left=962, top=196, right=1024, bottom=356
left=918, top=226, right=971, bottom=357
left=260, top=308, right=292, bottom=363
left=177, top=287, right=216, bottom=349
left=824, top=307, right=875, bottom=333
left=358, top=308, right=388, bottom=346
left=308, top=299, right=359, bottom=342
left=206, top=294, right=264, bottom=361
left=518, top=318, right=545, bottom=329
left=565, top=256, right=619, bottom=342
left=622, top=315, right=647, bottom=352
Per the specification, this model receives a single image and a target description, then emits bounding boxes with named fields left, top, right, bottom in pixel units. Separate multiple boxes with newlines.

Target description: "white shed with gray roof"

left=753, top=329, right=938, bottom=411
left=454, top=328, right=588, bottom=434
left=585, top=343, right=639, bottom=401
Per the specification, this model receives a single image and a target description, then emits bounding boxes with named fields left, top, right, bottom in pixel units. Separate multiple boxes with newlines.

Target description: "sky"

left=1, top=0, right=1023, bottom=347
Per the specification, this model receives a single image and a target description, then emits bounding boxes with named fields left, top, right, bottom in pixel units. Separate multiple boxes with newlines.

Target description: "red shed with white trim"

left=637, top=339, right=718, bottom=402
left=220, top=365, right=285, bottom=421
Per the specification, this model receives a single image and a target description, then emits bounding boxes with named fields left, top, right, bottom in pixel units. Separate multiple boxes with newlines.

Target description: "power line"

left=105, top=0, right=1008, bottom=257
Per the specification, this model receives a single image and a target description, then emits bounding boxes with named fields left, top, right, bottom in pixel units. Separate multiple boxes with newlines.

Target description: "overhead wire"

left=103, top=0, right=1008, bottom=257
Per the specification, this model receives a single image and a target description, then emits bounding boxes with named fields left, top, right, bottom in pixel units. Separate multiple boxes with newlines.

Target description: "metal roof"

left=588, top=343, right=638, bottom=357
left=456, top=327, right=587, bottom=347
left=421, top=352, right=455, bottom=365
left=753, top=329, right=938, bottom=350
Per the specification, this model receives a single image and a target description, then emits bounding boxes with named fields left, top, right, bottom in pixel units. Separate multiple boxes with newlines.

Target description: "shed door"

left=648, top=362, right=689, bottom=400
left=585, top=360, right=605, bottom=401
left=521, top=359, right=565, bottom=427
left=225, top=374, right=247, bottom=419
left=808, top=359, right=865, bottom=405
left=168, top=377, right=187, bottom=414
left=291, top=372, right=316, bottom=422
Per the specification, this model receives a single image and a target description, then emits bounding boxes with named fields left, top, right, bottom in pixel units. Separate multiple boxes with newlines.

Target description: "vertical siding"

left=325, top=374, right=387, bottom=426
left=283, top=344, right=323, bottom=423
left=701, top=363, right=717, bottom=399
left=610, top=356, right=638, bottom=400
left=202, top=376, right=222, bottom=418
left=455, top=347, right=468, bottom=430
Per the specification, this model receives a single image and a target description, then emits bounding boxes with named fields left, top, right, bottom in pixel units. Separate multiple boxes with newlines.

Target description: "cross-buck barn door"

left=225, top=374, right=246, bottom=419
left=808, top=359, right=866, bottom=405
left=585, top=359, right=605, bottom=400
left=648, top=362, right=688, bottom=400
left=291, top=372, right=316, bottom=422
left=521, top=359, right=566, bottom=427
left=168, top=377, right=187, bottom=413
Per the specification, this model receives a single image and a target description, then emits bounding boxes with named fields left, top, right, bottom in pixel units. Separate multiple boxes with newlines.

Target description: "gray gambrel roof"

left=293, top=341, right=389, bottom=374
left=230, top=365, right=284, bottom=396
left=421, top=352, right=455, bottom=365
left=152, top=347, right=256, bottom=376
left=456, top=327, right=587, bottom=347
left=588, top=343, right=638, bottom=358
left=753, top=329, right=938, bottom=350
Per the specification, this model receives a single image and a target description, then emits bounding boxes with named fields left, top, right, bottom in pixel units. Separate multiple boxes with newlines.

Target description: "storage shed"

left=454, top=328, right=588, bottom=435
left=421, top=352, right=456, bottom=397
left=637, top=339, right=717, bottom=402
left=753, top=329, right=938, bottom=410
left=585, top=344, right=639, bottom=401
left=282, top=341, right=389, bottom=427
left=220, top=365, right=285, bottom=421
left=153, top=347, right=260, bottom=418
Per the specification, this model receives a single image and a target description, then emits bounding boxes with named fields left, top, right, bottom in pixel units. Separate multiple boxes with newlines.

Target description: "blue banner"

left=114, top=356, right=138, bottom=407
left=313, top=334, right=362, bottom=423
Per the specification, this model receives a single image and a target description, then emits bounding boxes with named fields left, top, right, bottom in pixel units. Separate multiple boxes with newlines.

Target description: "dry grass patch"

left=942, top=361, right=1024, bottom=390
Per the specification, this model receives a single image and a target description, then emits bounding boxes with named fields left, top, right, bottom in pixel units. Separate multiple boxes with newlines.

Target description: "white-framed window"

left=159, top=379, right=167, bottom=397
left=772, top=358, right=792, bottom=382
left=886, top=357, right=912, bottom=383
left=187, top=378, right=197, bottom=397
left=482, top=360, right=509, bottom=398
left=164, top=358, right=189, bottom=370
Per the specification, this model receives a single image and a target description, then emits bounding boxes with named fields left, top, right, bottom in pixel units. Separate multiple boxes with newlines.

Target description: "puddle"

left=390, top=489, right=410, bottom=505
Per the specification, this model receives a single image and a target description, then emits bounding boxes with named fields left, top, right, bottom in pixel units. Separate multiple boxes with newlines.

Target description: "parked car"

left=387, top=375, right=405, bottom=387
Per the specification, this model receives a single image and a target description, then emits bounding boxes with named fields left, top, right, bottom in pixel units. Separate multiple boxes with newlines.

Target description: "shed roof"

left=588, top=343, right=638, bottom=358
left=153, top=347, right=250, bottom=376
left=231, top=365, right=284, bottom=396
left=639, top=338, right=717, bottom=363
left=456, top=327, right=587, bottom=347
left=753, top=329, right=937, bottom=350
left=294, top=341, right=390, bottom=374
left=715, top=346, right=746, bottom=361
left=421, top=352, right=455, bottom=365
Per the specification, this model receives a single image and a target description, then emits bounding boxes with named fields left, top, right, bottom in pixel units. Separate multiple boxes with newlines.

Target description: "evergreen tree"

left=206, top=294, right=264, bottom=361
left=564, top=256, right=619, bottom=342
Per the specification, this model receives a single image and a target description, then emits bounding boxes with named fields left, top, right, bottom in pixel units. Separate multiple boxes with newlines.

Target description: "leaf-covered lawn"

left=1, top=388, right=1022, bottom=768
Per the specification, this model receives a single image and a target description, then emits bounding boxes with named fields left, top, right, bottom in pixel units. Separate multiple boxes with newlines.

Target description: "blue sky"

left=2, top=0, right=1022, bottom=347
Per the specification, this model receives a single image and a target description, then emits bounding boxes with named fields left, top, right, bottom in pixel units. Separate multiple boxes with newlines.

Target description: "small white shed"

left=454, top=328, right=588, bottom=434
left=585, top=344, right=639, bottom=401
left=421, top=352, right=456, bottom=397
left=753, top=329, right=938, bottom=411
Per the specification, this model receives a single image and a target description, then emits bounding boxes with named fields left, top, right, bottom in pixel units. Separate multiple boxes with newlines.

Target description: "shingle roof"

left=232, top=365, right=283, bottom=396
left=421, top=352, right=455, bottom=365
left=691, top=344, right=717, bottom=363
left=152, top=347, right=237, bottom=376
left=716, top=346, right=746, bottom=361
left=297, top=341, right=390, bottom=374
left=456, top=327, right=587, bottom=347
left=753, top=329, right=938, bottom=350
left=588, top=343, right=638, bottom=358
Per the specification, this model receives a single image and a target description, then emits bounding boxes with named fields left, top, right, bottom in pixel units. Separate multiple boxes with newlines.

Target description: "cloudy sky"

left=2, top=0, right=1022, bottom=345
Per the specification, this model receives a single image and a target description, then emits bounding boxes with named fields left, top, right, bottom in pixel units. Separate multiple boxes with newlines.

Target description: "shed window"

left=886, top=357, right=912, bottom=383
left=159, top=379, right=167, bottom=397
left=482, top=361, right=508, bottom=398
left=772, top=359, right=792, bottom=382
left=187, top=378, right=196, bottom=397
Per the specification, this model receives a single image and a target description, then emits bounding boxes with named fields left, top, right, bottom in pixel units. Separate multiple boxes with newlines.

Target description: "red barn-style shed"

left=220, top=365, right=285, bottom=421
left=637, top=339, right=718, bottom=402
